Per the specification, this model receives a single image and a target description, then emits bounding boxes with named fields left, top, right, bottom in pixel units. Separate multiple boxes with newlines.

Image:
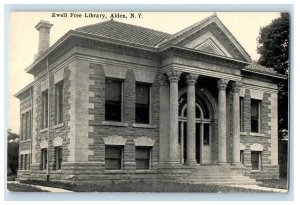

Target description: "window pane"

left=136, top=159, right=149, bottom=170
left=105, top=79, right=121, bottom=102
left=136, top=83, right=149, bottom=105
left=203, top=124, right=210, bottom=145
left=251, top=151, right=260, bottom=170
left=105, top=159, right=121, bottom=170
left=240, top=150, right=244, bottom=164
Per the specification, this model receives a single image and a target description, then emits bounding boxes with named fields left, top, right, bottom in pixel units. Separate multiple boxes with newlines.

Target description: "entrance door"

left=179, top=104, right=211, bottom=165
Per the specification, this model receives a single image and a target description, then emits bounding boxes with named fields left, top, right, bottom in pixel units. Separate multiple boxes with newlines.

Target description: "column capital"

left=232, top=81, right=243, bottom=93
left=166, top=69, right=182, bottom=83
left=217, top=79, right=229, bottom=90
left=186, top=73, right=198, bottom=85
left=158, top=73, right=169, bottom=86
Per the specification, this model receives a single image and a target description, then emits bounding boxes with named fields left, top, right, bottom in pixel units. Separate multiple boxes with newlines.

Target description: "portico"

left=160, top=66, right=243, bottom=167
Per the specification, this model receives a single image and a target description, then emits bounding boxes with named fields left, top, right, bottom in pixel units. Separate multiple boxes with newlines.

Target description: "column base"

left=185, top=160, right=197, bottom=166
left=217, top=162, right=228, bottom=165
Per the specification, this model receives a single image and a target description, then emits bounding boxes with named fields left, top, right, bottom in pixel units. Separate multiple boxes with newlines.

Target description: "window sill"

left=40, top=128, right=48, bottom=133
left=132, top=123, right=157, bottom=129
left=20, top=139, right=31, bottom=143
left=104, top=170, right=126, bottom=174
left=240, top=132, right=247, bottom=136
left=249, top=133, right=265, bottom=137
left=102, top=121, right=128, bottom=127
left=250, top=170, right=261, bottom=173
left=52, top=123, right=64, bottom=129
left=135, top=169, right=155, bottom=173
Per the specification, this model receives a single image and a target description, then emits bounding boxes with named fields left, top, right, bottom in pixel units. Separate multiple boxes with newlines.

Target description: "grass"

left=22, top=180, right=271, bottom=193
left=7, top=183, right=48, bottom=192
left=257, top=178, right=288, bottom=189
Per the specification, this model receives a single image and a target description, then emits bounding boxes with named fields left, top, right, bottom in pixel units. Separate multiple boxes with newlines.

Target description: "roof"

left=14, top=81, right=34, bottom=99
left=76, top=19, right=171, bottom=47
left=245, top=62, right=277, bottom=74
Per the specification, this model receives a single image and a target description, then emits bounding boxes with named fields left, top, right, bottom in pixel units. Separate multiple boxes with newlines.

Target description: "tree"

left=7, top=129, right=19, bottom=175
left=257, top=13, right=289, bottom=139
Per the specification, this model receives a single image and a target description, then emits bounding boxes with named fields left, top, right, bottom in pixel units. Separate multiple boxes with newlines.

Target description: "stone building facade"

left=15, top=14, right=286, bottom=184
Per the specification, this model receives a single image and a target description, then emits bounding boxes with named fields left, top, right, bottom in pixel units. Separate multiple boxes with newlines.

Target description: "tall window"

left=240, top=97, right=244, bottom=132
left=135, top=83, right=150, bottom=124
left=41, top=90, right=48, bottom=129
left=203, top=124, right=210, bottom=145
left=41, top=149, right=47, bottom=170
left=55, top=81, right=64, bottom=124
left=251, top=151, right=262, bottom=171
left=105, top=146, right=123, bottom=170
left=240, top=150, right=244, bottom=164
left=251, top=99, right=261, bottom=133
left=54, top=146, right=62, bottom=170
left=135, top=147, right=151, bottom=170
left=21, top=114, right=25, bottom=140
left=20, top=155, right=23, bottom=170
left=24, top=154, right=28, bottom=170
left=105, top=78, right=122, bottom=122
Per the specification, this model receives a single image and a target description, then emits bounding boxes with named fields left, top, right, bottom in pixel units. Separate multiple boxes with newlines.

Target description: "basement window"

left=251, top=151, right=262, bottom=171
left=20, top=155, right=23, bottom=170
left=240, top=150, right=244, bottom=164
left=105, top=146, right=123, bottom=170
left=105, top=78, right=123, bottom=122
left=135, top=82, right=151, bottom=124
left=135, top=146, right=151, bottom=170
left=54, top=146, right=62, bottom=170
left=41, top=149, right=48, bottom=170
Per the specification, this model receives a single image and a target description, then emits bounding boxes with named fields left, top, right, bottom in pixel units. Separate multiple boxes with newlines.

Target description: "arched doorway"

left=178, top=90, right=213, bottom=165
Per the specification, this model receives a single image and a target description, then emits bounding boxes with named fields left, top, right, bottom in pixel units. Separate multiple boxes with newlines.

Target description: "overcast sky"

left=8, top=12, right=280, bottom=133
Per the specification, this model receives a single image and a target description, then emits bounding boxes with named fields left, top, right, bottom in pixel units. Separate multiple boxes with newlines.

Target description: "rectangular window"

left=20, top=155, right=23, bottom=170
left=24, top=154, right=27, bottom=170
left=54, top=146, right=63, bottom=170
left=105, top=78, right=122, bottom=122
left=135, top=147, right=151, bottom=170
left=21, top=114, right=24, bottom=140
left=55, top=81, right=64, bottom=124
left=251, top=151, right=261, bottom=171
left=27, top=112, right=31, bottom=139
left=240, top=150, right=244, bottom=164
left=41, top=90, right=48, bottom=129
left=240, top=97, right=244, bottom=132
left=203, top=124, right=210, bottom=145
left=135, top=83, right=150, bottom=124
left=251, top=99, right=261, bottom=133
left=41, top=149, right=47, bottom=170
left=105, top=146, right=123, bottom=170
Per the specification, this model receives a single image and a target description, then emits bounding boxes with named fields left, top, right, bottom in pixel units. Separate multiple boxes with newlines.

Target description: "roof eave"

left=14, top=82, right=34, bottom=99
left=26, top=30, right=158, bottom=74
left=242, top=68, right=287, bottom=80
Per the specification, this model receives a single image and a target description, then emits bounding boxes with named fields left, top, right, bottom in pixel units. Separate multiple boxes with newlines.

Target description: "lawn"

left=22, top=180, right=272, bottom=193
left=257, top=178, right=288, bottom=189
left=7, top=183, right=48, bottom=192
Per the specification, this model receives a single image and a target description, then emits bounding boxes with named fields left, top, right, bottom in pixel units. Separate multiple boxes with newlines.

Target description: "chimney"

left=34, top=20, right=53, bottom=59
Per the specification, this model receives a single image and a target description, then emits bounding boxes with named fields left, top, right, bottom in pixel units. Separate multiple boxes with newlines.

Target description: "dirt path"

left=7, top=181, right=73, bottom=192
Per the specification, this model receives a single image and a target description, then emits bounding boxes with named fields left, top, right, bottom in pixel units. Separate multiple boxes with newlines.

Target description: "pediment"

left=165, top=15, right=252, bottom=62
left=184, top=32, right=232, bottom=57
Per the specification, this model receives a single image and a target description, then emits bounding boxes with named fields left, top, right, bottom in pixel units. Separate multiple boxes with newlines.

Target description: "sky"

left=8, top=11, right=281, bottom=133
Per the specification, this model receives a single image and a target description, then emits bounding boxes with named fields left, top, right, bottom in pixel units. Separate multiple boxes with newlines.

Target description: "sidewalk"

left=7, top=181, right=73, bottom=192
left=228, top=184, right=288, bottom=193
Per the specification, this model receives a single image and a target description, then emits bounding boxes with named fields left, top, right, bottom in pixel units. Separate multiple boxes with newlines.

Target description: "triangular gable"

left=159, top=14, right=252, bottom=62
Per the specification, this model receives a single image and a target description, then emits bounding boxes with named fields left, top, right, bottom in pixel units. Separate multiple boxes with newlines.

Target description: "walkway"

left=228, top=184, right=288, bottom=193
left=7, top=181, right=73, bottom=192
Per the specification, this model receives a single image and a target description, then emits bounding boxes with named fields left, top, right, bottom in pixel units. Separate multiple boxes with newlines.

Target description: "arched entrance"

left=178, top=89, right=215, bottom=165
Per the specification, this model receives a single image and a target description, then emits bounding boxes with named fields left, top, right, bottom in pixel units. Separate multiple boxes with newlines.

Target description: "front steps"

left=177, top=165, right=257, bottom=185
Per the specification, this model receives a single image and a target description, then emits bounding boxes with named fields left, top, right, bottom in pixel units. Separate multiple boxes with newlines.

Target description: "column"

left=232, top=82, right=242, bottom=165
left=166, top=69, right=181, bottom=163
left=180, top=122, right=184, bottom=164
left=217, top=79, right=229, bottom=165
left=186, top=73, right=198, bottom=165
